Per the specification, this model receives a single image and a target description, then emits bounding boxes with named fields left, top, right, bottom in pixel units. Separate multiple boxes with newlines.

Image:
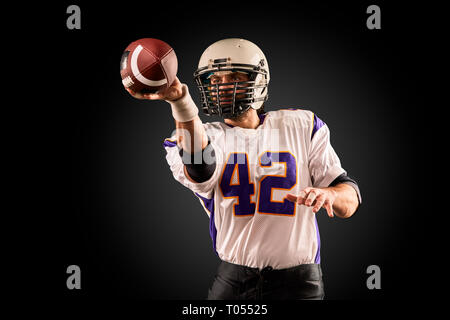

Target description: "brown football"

left=120, top=38, right=178, bottom=94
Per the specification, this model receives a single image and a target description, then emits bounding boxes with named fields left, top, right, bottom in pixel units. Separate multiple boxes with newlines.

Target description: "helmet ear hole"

left=260, top=87, right=266, bottom=95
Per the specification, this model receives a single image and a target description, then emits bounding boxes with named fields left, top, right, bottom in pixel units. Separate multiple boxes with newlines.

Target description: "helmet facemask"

left=194, top=58, right=269, bottom=118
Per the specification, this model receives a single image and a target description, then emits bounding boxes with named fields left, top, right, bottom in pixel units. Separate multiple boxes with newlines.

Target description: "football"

left=120, top=38, right=178, bottom=94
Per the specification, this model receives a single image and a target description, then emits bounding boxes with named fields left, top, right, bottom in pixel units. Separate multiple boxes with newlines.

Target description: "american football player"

left=125, top=38, right=361, bottom=300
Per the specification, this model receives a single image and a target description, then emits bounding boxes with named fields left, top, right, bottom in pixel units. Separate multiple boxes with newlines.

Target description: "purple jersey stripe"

left=311, top=114, right=325, bottom=139
left=258, top=112, right=267, bottom=125
left=163, top=139, right=177, bottom=148
left=195, top=192, right=217, bottom=255
left=314, top=216, right=321, bottom=264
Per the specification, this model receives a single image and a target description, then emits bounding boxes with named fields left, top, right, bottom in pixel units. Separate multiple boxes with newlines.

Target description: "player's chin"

left=226, top=107, right=252, bottom=121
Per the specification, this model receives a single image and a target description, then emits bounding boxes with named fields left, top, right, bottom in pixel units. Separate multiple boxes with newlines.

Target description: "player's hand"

left=286, top=187, right=336, bottom=218
left=124, top=76, right=184, bottom=101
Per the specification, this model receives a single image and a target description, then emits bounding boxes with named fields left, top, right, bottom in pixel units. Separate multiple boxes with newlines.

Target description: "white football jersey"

left=163, top=109, right=346, bottom=269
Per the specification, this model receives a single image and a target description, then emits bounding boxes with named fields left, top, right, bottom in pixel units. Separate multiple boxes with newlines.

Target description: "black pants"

left=208, top=261, right=324, bottom=300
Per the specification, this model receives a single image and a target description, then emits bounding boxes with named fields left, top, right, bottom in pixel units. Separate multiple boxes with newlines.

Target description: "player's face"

left=209, top=71, right=250, bottom=105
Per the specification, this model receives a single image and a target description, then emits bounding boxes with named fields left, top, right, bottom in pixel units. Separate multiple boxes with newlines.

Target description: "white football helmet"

left=194, top=38, right=270, bottom=118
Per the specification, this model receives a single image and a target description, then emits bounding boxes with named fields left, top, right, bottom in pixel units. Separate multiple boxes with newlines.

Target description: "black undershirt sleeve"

left=179, top=141, right=216, bottom=183
left=329, top=173, right=362, bottom=205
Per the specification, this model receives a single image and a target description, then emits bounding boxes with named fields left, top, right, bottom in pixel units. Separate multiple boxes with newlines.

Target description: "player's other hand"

left=286, top=187, right=336, bottom=218
left=125, top=76, right=184, bottom=101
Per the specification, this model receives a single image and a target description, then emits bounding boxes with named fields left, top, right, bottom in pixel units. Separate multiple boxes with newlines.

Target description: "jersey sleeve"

left=308, top=120, right=346, bottom=188
left=163, top=127, right=223, bottom=197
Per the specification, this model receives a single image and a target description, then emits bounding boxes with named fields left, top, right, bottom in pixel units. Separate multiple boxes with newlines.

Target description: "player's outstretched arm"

left=125, top=76, right=208, bottom=153
left=125, top=77, right=212, bottom=183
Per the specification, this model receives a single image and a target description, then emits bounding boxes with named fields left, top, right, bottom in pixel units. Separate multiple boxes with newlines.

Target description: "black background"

left=16, top=0, right=437, bottom=310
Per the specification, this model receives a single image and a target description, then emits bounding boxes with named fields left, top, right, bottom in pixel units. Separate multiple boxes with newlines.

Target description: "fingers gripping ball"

left=120, top=38, right=178, bottom=94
